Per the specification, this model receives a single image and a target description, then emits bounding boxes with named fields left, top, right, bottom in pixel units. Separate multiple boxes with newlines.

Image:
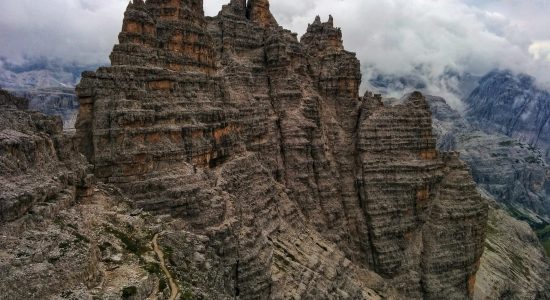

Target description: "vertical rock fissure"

left=263, top=38, right=288, bottom=184
left=355, top=159, right=379, bottom=271
left=352, top=103, right=378, bottom=268
left=234, top=182, right=244, bottom=298
left=534, top=112, right=550, bottom=147
left=506, top=98, right=531, bottom=136
left=234, top=259, right=240, bottom=297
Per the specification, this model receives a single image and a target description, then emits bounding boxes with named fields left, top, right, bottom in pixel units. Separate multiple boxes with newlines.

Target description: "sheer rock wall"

left=75, top=1, right=489, bottom=298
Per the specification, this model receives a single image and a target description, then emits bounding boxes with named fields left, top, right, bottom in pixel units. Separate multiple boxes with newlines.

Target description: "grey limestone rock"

left=73, top=1, right=489, bottom=298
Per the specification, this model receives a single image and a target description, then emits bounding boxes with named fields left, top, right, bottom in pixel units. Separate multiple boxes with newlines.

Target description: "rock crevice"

left=73, top=1, right=489, bottom=298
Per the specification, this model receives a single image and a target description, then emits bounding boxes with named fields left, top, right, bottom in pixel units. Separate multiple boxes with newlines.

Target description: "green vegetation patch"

left=144, top=262, right=162, bottom=275
left=181, top=285, right=194, bottom=300
left=542, top=239, right=550, bottom=257
left=536, top=225, right=550, bottom=257
left=105, top=226, right=147, bottom=255
left=536, top=225, right=550, bottom=239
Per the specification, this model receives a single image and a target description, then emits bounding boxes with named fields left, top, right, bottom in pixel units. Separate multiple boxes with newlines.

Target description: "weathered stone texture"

left=0, top=90, right=89, bottom=224
left=71, top=1, right=489, bottom=298
left=475, top=200, right=550, bottom=300
left=0, top=88, right=28, bottom=110
left=356, top=93, right=488, bottom=298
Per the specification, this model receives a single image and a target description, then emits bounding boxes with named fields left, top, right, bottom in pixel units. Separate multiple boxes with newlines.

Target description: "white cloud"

left=1, top=0, right=550, bottom=106
left=529, top=41, right=550, bottom=62
left=0, top=0, right=127, bottom=65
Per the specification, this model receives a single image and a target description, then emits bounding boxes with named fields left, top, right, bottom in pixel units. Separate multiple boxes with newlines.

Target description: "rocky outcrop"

left=0, top=91, right=89, bottom=223
left=72, top=1, right=490, bottom=299
left=429, top=94, right=550, bottom=263
left=0, top=184, right=166, bottom=299
left=357, top=93, right=487, bottom=298
left=0, top=88, right=28, bottom=109
left=475, top=199, right=550, bottom=300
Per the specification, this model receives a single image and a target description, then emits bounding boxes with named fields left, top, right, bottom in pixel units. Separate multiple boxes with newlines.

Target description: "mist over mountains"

left=0, top=56, right=99, bottom=89
left=1, top=0, right=550, bottom=109
left=0, top=1, right=549, bottom=298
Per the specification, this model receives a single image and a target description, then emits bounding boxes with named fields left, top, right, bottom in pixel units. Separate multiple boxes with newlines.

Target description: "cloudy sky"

left=1, top=0, right=549, bottom=104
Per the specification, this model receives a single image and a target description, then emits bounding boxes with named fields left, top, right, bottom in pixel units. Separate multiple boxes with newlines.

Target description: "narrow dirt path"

left=152, top=233, right=180, bottom=300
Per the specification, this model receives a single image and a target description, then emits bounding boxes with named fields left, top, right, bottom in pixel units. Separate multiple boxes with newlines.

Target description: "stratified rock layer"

left=0, top=89, right=89, bottom=223
left=74, top=1, right=489, bottom=298
left=475, top=200, right=550, bottom=300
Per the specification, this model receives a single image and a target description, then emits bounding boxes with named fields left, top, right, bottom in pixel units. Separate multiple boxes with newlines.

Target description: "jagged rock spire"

left=220, top=0, right=247, bottom=17
left=301, top=14, right=344, bottom=52
left=313, top=15, right=321, bottom=25
left=118, top=0, right=156, bottom=49
left=231, top=0, right=247, bottom=12
left=146, top=0, right=205, bottom=21
left=247, top=0, right=278, bottom=27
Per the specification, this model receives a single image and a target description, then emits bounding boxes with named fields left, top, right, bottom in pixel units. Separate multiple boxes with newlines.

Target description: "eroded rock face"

left=0, top=89, right=89, bottom=223
left=357, top=93, right=488, bottom=298
left=73, top=1, right=488, bottom=298
left=0, top=88, right=28, bottom=110
left=475, top=199, right=550, bottom=300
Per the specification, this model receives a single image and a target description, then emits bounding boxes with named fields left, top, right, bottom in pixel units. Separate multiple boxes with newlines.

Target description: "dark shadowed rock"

left=0, top=88, right=28, bottom=110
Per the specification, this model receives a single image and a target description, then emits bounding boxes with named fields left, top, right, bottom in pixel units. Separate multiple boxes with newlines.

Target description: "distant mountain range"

left=431, top=73, right=550, bottom=259
left=0, top=57, right=100, bottom=129
left=466, top=70, right=550, bottom=160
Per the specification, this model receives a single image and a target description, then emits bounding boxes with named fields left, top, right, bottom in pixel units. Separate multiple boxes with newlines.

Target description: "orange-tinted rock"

left=247, top=0, right=278, bottom=27
left=75, top=2, right=488, bottom=299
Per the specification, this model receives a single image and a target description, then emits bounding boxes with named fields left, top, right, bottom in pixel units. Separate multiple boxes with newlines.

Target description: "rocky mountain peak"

left=128, top=0, right=145, bottom=7
left=144, top=0, right=205, bottom=20
left=224, top=0, right=247, bottom=16
left=3, top=0, right=548, bottom=298
left=313, top=15, right=321, bottom=25
left=70, top=1, right=493, bottom=297
left=301, top=15, right=344, bottom=52
left=246, top=0, right=278, bottom=27
left=466, top=69, right=550, bottom=161
left=111, top=0, right=216, bottom=74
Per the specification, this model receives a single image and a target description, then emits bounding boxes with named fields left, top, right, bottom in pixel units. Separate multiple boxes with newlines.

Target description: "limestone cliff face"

left=0, top=89, right=89, bottom=224
left=475, top=200, right=550, bottom=300
left=75, top=1, right=488, bottom=298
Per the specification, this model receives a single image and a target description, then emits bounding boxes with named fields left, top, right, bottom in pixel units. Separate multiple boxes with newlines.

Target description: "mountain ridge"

left=0, top=0, right=548, bottom=299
